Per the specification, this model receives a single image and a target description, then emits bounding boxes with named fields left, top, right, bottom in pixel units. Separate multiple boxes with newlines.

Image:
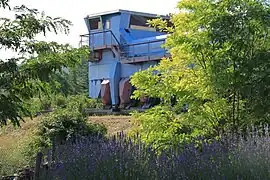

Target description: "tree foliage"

left=130, top=0, right=270, bottom=147
left=52, top=58, right=89, bottom=96
left=0, top=0, right=89, bottom=126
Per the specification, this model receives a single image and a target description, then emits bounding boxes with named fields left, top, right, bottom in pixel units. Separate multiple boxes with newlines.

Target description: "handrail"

left=122, top=38, right=166, bottom=47
left=120, top=37, right=169, bottom=62
left=80, top=30, right=169, bottom=62
left=80, top=30, right=121, bottom=46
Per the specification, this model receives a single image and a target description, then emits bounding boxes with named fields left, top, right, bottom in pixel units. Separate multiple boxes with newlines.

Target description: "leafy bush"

left=65, top=95, right=103, bottom=114
left=39, top=96, right=53, bottom=111
left=22, top=96, right=52, bottom=116
left=38, top=109, right=106, bottom=142
left=22, top=98, right=42, bottom=116
left=54, top=95, right=67, bottom=108
left=24, top=109, right=107, bottom=163
left=129, top=0, right=270, bottom=149
left=129, top=106, right=189, bottom=150
left=129, top=104, right=230, bottom=150
left=22, top=94, right=103, bottom=117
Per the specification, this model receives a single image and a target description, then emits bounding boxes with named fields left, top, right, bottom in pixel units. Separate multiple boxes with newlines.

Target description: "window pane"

left=106, top=20, right=111, bottom=29
left=98, top=21, right=103, bottom=29
left=130, top=15, right=151, bottom=27
left=129, top=15, right=157, bottom=31
left=89, top=18, right=101, bottom=30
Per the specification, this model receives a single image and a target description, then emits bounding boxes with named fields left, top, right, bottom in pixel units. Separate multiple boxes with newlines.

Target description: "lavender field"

left=40, top=125, right=270, bottom=180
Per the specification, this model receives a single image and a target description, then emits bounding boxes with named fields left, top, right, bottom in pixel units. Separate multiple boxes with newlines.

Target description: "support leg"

left=110, top=62, right=121, bottom=111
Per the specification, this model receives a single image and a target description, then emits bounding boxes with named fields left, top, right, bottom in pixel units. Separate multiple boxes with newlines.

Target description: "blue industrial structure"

left=80, top=9, right=170, bottom=111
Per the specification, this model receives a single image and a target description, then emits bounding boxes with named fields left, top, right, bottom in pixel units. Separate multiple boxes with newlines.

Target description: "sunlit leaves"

left=0, top=1, right=89, bottom=126
left=0, top=4, right=72, bottom=52
left=130, top=0, right=270, bottom=146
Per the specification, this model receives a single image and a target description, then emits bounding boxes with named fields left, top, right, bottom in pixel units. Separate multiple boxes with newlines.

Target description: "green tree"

left=130, top=0, right=270, bottom=147
left=0, top=0, right=89, bottom=126
left=52, top=59, right=89, bottom=96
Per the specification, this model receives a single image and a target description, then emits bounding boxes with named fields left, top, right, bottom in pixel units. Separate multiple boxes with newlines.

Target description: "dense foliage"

left=0, top=0, right=89, bottom=126
left=24, top=108, right=107, bottom=165
left=0, top=94, right=104, bottom=176
left=50, top=58, right=89, bottom=96
left=23, top=94, right=103, bottom=116
left=37, top=110, right=106, bottom=142
left=38, top=126, right=269, bottom=180
left=130, top=0, right=270, bottom=147
left=24, top=93, right=104, bottom=158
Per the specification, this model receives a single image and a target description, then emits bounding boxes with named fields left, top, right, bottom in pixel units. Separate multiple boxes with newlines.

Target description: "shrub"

left=24, top=109, right=107, bottom=163
left=54, top=95, right=67, bottom=108
left=129, top=106, right=194, bottom=150
left=23, top=96, right=52, bottom=116
left=39, top=96, right=52, bottom=111
left=66, top=95, right=103, bottom=114
left=22, top=98, right=42, bottom=116
left=22, top=94, right=103, bottom=118
left=38, top=109, right=106, bottom=142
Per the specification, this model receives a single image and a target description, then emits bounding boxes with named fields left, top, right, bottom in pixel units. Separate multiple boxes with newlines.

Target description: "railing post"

left=111, top=31, right=113, bottom=46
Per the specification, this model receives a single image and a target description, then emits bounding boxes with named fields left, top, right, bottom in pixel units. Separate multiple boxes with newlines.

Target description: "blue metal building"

left=80, top=9, right=170, bottom=110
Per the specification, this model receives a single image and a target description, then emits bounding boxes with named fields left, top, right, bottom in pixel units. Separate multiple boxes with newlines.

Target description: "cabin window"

left=129, top=15, right=156, bottom=31
left=105, top=20, right=111, bottom=29
left=89, top=18, right=102, bottom=30
left=129, top=15, right=173, bottom=32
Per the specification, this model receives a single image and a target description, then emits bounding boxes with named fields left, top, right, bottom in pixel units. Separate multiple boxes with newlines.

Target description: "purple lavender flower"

left=41, top=125, right=270, bottom=180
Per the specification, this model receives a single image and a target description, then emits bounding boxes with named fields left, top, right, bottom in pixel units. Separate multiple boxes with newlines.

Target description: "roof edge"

left=86, top=9, right=170, bottom=19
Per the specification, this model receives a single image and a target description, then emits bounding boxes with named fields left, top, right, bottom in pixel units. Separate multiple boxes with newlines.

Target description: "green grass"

left=0, top=118, right=40, bottom=176
left=0, top=115, right=131, bottom=176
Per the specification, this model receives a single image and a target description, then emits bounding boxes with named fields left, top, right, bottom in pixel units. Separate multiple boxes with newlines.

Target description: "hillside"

left=0, top=115, right=131, bottom=176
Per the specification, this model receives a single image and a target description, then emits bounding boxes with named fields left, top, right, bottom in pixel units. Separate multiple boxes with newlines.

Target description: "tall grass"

left=42, top=125, right=270, bottom=180
left=0, top=118, right=38, bottom=176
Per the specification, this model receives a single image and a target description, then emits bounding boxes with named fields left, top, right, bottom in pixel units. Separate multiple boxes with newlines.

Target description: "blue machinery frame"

left=80, top=9, right=170, bottom=110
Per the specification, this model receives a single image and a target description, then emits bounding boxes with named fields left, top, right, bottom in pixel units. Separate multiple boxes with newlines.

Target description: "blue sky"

left=1, top=0, right=179, bottom=58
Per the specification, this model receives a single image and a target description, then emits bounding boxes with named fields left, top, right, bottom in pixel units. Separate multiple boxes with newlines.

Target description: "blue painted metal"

left=81, top=9, right=170, bottom=108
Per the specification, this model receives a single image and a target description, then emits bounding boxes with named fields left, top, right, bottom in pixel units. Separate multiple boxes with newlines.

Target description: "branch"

left=0, top=6, right=72, bottom=51
left=0, top=0, right=10, bottom=10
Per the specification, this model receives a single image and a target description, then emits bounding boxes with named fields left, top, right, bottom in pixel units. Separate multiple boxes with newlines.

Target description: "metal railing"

left=120, top=38, right=169, bottom=62
left=79, top=30, right=169, bottom=63
left=79, top=30, right=121, bottom=51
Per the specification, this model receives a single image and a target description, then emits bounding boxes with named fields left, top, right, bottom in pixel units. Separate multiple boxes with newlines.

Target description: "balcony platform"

left=120, top=53, right=170, bottom=64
